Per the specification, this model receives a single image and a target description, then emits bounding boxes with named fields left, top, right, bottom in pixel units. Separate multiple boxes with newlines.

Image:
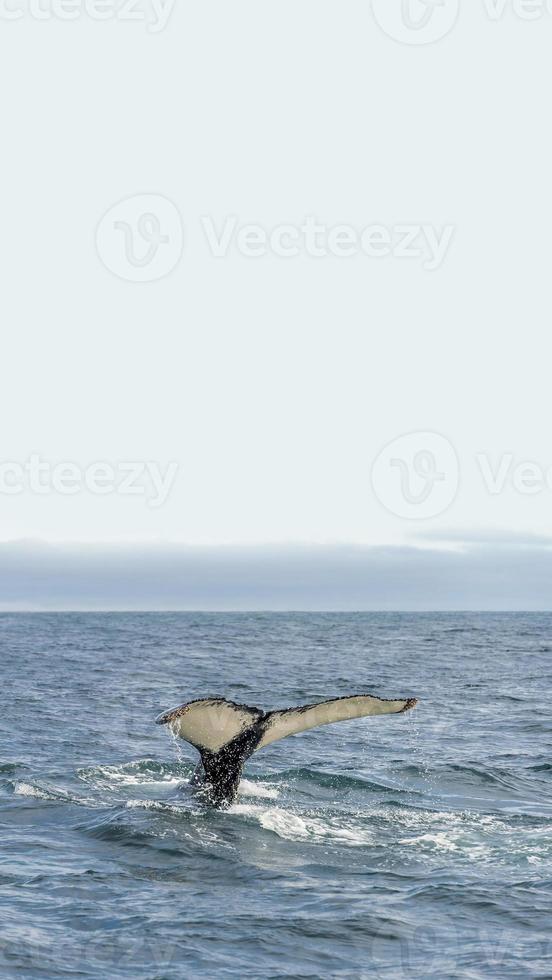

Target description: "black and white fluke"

left=156, top=693, right=418, bottom=807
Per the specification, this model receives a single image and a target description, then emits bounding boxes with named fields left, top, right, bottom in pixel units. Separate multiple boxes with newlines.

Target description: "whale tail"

left=156, top=693, right=418, bottom=807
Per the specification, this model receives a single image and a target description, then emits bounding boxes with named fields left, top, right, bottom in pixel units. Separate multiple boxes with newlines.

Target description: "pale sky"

left=1, top=2, right=551, bottom=556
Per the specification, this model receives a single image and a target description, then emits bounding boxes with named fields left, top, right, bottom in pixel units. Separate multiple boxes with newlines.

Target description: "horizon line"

left=0, top=607, right=550, bottom=614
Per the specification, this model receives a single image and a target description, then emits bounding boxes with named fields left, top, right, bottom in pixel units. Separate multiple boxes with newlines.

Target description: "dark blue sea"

left=1, top=612, right=551, bottom=978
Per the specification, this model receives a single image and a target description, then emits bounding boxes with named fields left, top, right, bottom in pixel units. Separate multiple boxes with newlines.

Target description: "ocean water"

left=0, top=612, right=551, bottom=979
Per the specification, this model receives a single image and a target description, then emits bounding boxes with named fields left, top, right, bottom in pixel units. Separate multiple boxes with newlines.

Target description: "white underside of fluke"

left=157, top=694, right=417, bottom=754
left=257, top=695, right=417, bottom=748
left=160, top=699, right=263, bottom=752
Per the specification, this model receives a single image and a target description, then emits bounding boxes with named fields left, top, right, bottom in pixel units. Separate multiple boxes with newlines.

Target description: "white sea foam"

left=13, top=780, right=101, bottom=808
left=238, top=779, right=279, bottom=800
left=79, top=762, right=185, bottom=791
left=114, top=773, right=184, bottom=789
left=386, top=805, right=535, bottom=862
left=125, top=799, right=185, bottom=814
left=398, top=831, right=459, bottom=852
left=14, top=782, right=53, bottom=800
left=231, top=803, right=372, bottom=846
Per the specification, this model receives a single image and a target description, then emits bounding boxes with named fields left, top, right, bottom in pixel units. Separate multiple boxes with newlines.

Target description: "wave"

left=396, top=761, right=543, bottom=793
left=13, top=781, right=54, bottom=800
left=83, top=792, right=552, bottom=868
left=328, top=759, right=545, bottom=801
left=0, top=762, right=24, bottom=776
left=79, top=761, right=282, bottom=803
left=441, top=627, right=484, bottom=634
left=78, top=758, right=192, bottom=791
left=239, top=779, right=280, bottom=800
left=125, top=799, right=192, bottom=816
left=8, top=754, right=550, bottom=871
left=82, top=813, right=173, bottom=847
left=230, top=803, right=374, bottom=847
left=125, top=777, right=280, bottom=811
left=265, top=766, right=396, bottom=793
left=12, top=781, right=75, bottom=803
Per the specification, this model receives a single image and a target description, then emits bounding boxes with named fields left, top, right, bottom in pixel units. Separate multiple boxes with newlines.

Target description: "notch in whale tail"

left=156, top=693, right=418, bottom=806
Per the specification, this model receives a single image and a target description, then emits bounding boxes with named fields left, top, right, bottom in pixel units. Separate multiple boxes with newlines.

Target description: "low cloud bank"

left=0, top=538, right=551, bottom=610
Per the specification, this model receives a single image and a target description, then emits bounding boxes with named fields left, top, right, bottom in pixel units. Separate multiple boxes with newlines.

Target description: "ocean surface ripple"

left=1, top=612, right=551, bottom=978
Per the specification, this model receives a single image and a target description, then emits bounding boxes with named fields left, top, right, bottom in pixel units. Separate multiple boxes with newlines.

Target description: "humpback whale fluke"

left=156, top=693, right=418, bottom=808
